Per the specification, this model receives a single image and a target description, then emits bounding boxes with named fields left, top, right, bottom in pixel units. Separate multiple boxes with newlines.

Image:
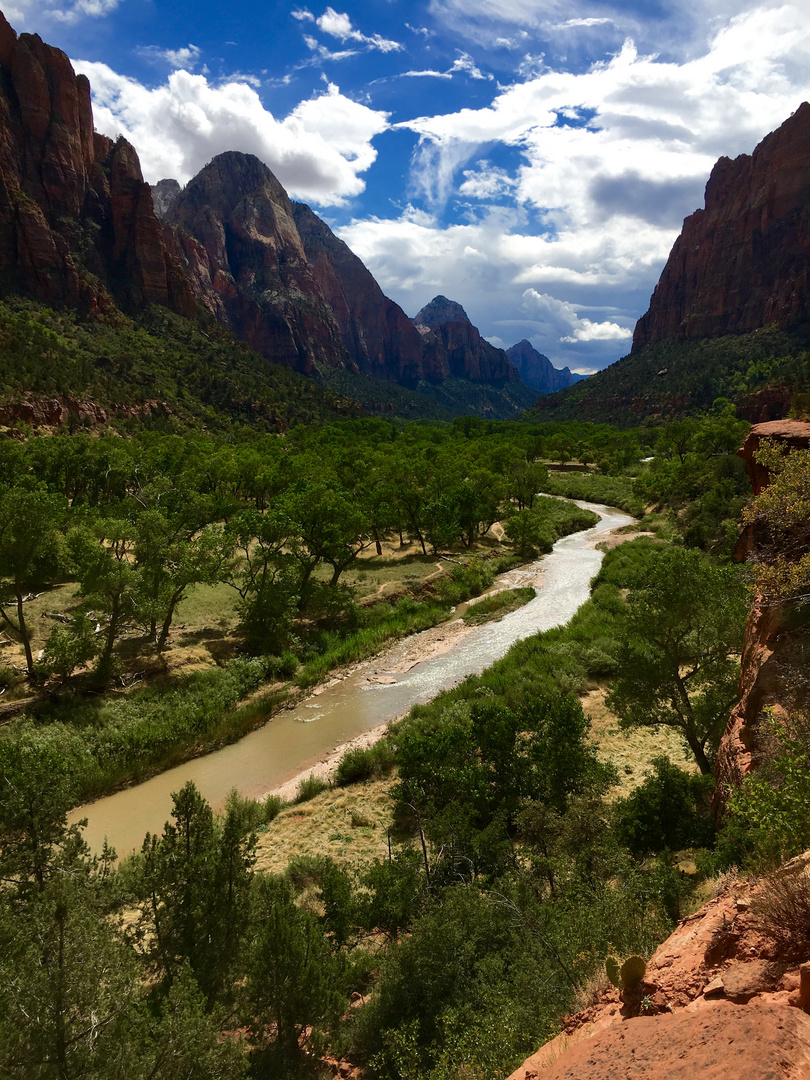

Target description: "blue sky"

left=6, top=0, right=810, bottom=372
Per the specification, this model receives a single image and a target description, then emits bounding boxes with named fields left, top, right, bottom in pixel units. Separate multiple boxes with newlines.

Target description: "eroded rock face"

left=509, top=862, right=810, bottom=1080
left=0, top=13, right=194, bottom=318
left=506, top=340, right=581, bottom=394
left=292, top=201, right=426, bottom=382
left=411, top=294, right=523, bottom=384
left=165, top=152, right=349, bottom=374
left=633, top=103, right=810, bottom=350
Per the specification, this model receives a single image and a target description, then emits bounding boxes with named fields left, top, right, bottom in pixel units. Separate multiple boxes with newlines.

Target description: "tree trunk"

left=16, top=585, right=34, bottom=676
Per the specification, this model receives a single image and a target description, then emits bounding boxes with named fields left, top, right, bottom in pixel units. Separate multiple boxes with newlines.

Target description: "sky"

left=6, top=0, right=810, bottom=373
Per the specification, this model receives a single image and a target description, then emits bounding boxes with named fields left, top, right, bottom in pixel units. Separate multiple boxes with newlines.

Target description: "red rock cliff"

left=633, top=103, right=810, bottom=350
left=0, top=12, right=194, bottom=318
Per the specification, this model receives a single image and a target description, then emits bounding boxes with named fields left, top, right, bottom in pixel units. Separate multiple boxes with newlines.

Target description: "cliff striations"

left=0, top=12, right=194, bottom=319
left=634, top=103, right=810, bottom=350
left=291, top=201, right=426, bottom=382
left=413, top=295, right=523, bottom=384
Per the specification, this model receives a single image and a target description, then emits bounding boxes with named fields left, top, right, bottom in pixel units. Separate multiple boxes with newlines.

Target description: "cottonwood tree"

left=606, top=546, right=748, bottom=774
left=0, top=485, right=67, bottom=676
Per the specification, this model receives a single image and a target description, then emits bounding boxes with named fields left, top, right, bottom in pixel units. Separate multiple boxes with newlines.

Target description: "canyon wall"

left=633, top=103, right=810, bottom=350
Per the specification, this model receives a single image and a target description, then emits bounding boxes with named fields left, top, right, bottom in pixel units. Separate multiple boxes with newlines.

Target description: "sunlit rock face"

left=633, top=102, right=810, bottom=350
left=0, top=12, right=195, bottom=318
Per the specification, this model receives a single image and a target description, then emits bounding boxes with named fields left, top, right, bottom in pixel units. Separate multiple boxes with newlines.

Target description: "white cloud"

left=402, top=69, right=453, bottom=79
left=73, top=62, right=389, bottom=204
left=3, top=0, right=120, bottom=25
left=305, top=7, right=403, bottom=53
left=554, top=17, right=614, bottom=29
left=339, top=4, right=810, bottom=368
left=137, top=44, right=202, bottom=71
left=450, top=52, right=492, bottom=80
left=523, top=289, right=632, bottom=342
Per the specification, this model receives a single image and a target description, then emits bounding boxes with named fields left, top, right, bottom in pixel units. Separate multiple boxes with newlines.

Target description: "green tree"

left=69, top=520, right=140, bottom=679
left=137, top=782, right=255, bottom=1007
left=245, top=874, right=344, bottom=1055
left=606, top=547, right=748, bottom=773
left=0, top=723, right=95, bottom=893
left=0, top=485, right=67, bottom=676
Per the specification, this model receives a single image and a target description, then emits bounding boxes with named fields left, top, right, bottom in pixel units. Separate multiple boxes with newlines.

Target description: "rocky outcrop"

left=151, top=178, right=180, bottom=220
left=412, top=295, right=523, bottom=384
left=0, top=13, right=194, bottom=318
left=165, top=152, right=350, bottom=374
left=506, top=340, right=582, bottom=393
left=737, top=419, right=810, bottom=494
left=716, top=420, right=810, bottom=801
left=291, top=201, right=426, bottom=382
left=0, top=394, right=171, bottom=429
left=509, top=862, right=810, bottom=1080
left=633, top=103, right=810, bottom=350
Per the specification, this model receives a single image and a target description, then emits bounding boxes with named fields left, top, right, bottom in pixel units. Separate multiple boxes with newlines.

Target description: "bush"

left=335, top=740, right=396, bottom=786
left=295, top=774, right=329, bottom=803
left=613, top=757, right=714, bottom=855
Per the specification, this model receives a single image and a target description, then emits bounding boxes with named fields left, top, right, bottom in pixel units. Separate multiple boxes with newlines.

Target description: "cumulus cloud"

left=3, top=0, right=120, bottom=26
left=74, top=62, right=389, bottom=204
left=522, top=289, right=632, bottom=342
left=339, top=4, right=810, bottom=368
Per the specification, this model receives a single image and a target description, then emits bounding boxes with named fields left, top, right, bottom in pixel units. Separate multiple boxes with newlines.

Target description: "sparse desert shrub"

left=752, top=864, right=810, bottom=957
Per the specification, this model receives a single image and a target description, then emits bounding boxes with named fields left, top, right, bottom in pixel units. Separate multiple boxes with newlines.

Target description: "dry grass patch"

left=255, top=778, right=397, bottom=876
left=582, top=687, right=699, bottom=797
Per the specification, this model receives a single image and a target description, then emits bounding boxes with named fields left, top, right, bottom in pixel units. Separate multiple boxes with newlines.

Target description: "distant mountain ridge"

left=506, top=340, right=584, bottom=393
left=0, top=12, right=532, bottom=418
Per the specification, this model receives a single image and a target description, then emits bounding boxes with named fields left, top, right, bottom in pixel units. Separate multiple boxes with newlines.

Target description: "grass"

left=254, top=778, right=398, bottom=875
left=461, top=586, right=536, bottom=625
left=539, top=472, right=645, bottom=516
left=582, top=687, right=699, bottom=798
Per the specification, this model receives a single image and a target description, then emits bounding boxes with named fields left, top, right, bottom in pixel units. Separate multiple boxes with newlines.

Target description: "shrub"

left=295, top=774, right=329, bottom=803
left=335, top=740, right=396, bottom=786
left=613, top=756, right=715, bottom=855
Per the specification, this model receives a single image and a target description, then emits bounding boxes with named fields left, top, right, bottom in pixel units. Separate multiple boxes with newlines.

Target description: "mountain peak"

left=506, top=340, right=582, bottom=394
left=413, top=295, right=471, bottom=331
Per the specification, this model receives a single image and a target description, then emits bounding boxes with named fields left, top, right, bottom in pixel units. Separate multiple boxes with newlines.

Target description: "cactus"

left=620, top=955, right=646, bottom=991
left=605, top=954, right=646, bottom=991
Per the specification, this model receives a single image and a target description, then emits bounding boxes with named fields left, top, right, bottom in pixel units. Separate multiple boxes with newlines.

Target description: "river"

left=70, top=500, right=633, bottom=856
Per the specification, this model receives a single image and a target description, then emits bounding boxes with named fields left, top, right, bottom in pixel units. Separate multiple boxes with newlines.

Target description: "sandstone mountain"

left=411, top=295, right=523, bottom=384
left=534, top=106, right=810, bottom=424
left=506, top=339, right=584, bottom=394
left=0, top=13, right=532, bottom=416
left=0, top=12, right=195, bottom=321
left=634, top=102, right=810, bottom=351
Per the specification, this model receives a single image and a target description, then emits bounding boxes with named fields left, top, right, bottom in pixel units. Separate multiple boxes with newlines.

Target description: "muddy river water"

left=70, top=500, right=632, bottom=856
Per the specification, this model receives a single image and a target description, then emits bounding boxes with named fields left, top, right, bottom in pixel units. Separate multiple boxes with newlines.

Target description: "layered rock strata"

left=633, top=103, right=810, bottom=350
left=0, top=12, right=194, bottom=318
